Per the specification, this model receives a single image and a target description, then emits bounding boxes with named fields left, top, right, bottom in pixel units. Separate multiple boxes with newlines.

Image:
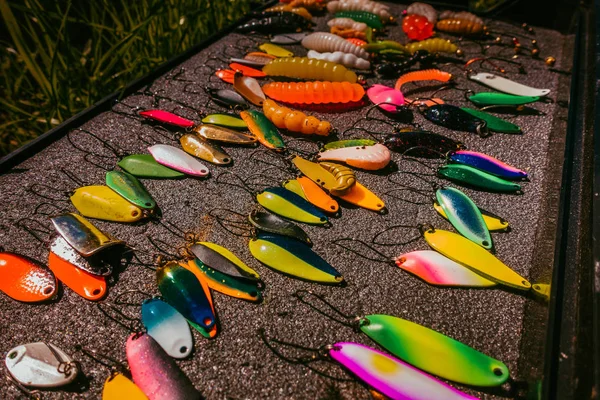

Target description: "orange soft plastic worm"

left=262, top=81, right=365, bottom=104
left=286, top=0, right=325, bottom=11
left=331, top=26, right=367, bottom=40
left=436, top=18, right=485, bottom=35
left=346, top=37, right=367, bottom=47
left=394, top=69, right=453, bottom=92
left=263, top=99, right=332, bottom=136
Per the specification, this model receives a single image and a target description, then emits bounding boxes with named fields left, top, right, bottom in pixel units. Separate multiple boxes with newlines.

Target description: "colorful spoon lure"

left=141, top=298, right=193, bottom=359
left=435, top=186, right=493, bottom=250
left=240, top=110, right=286, bottom=151
left=468, top=73, right=550, bottom=97
left=317, top=143, right=391, bottom=171
left=283, top=177, right=340, bottom=214
left=102, top=372, right=148, bottom=400
left=0, top=252, right=57, bottom=302
left=126, top=333, right=201, bottom=400
left=156, top=261, right=216, bottom=330
left=70, top=186, right=144, bottom=223
left=448, top=150, right=528, bottom=181
left=148, top=145, right=210, bottom=177
left=187, top=258, right=262, bottom=302
left=118, top=155, right=185, bottom=179
left=249, top=233, right=343, bottom=284
left=438, top=164, right=522, bottom=193
left=433, top=202, right=509, bottom=232
left=395, top=250, right=497, bottom=287
left=422, top=227, right=531, bottom=291
left=248, top=210, right=312, bottom=245
left=257, top=187, right=330, bottom=226
left=106, top=171, right=157, bottom=211
left=188, top=242, right=260, bottom=281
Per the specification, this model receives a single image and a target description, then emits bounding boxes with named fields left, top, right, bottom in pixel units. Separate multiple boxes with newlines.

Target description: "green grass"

left=0, top=0, right=252, bottom=156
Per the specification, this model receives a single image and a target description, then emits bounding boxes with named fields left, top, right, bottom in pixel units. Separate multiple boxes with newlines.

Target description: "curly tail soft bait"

left=263, top=57, right=358, bottom=83
left=302, top=32, right=369, bottom=60
left=263, top=99, right=332, bottom=136
left=394, top=69, right=453, bottom=92
left=307, top=50, right=370, bottom=70
left=262, top=81, right=365, bottom=104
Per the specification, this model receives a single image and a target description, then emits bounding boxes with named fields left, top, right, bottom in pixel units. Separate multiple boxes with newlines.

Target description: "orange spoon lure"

left=0, top=252, right=57, bottom=302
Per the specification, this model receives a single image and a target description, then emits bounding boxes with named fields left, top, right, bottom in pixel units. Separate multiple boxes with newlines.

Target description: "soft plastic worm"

left=263, top=99, right=332, bottom=136
left=406, top=2, right=437, bottom=23
left=307, top=50, right=370, bottom=70
left=265, top=5, right=313, bottom=20
left=405, top=38, right=459, bottom=54
left=439, top=10, right=483, bottom=25
left=394, top=69, right=453, bottom=92
left=327, top=17, right=367, bottom=31
left=262, top=81, right=365, bottom=104
left=286, top=0, right=326, bottom=10
left=327, top=0, right=392, bottom=21
left=262, top=57, right=358, bottom=83
left=302, top=32, right=369, bottom=60
left=436, top=18, right=485, bottom=35
left=330, top=27, right=367, bottom=41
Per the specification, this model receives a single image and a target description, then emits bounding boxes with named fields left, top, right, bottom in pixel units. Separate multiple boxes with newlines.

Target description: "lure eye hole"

left=397, top=257, right=406, bottom=264
left=145, top=202, right=152, bottom=207
left=482, top=240, right=489, bottom=247
left=533, top=284, right=540, bottom=290
left=43, top=286, right=54, bottom=295
left=203, top=317, right=213, bottom=326
left=493, top=367, right=504, bottom=376
left=330, top=205, right=336, bottom=210
left=92, top=288, right=101, bottom=296
left=320, top=217, right=327, bottom=222
left=522, top=280, right=528, bottom=286
left=8, top=351, right=17, bottom=359
left=250, top=291, right=258, bottom=297
left=222, top=158, right=230, bottom=163
left=201, top=170, right=208, bottom=174
left=179, top=346, right=188, bottom=354
left=132, top=210, right=139, bottom=217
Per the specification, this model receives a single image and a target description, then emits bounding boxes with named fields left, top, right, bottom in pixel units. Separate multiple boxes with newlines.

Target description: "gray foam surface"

left=0, top=2, right=574, bottom=399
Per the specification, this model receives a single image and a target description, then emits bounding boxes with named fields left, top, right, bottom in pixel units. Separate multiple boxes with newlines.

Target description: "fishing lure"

left=51, top=212, right=123, bottom=257
left=330, top=26, right=367, bottom=41
left=214, top=69, right=236, bottom=84
left=394, top=69, right=453, bottom=93
left=405, top=38, right=460, bottom=55
left=286, top=0, right=326, bottom=10
left=126, top=333, right=201, bottom=400
left=263, top=57, right=359, bottom=83
left=229, top=54, right=273, bottom=69
left=363, top=40, right=406, bottom=53
left=201, top=114, right=247, bottom=130
left=263, top=99, right=332, bottom=136
left=156, top=261, right=216, bottom=330
left=328, top=17, right=367, bottom=32
left=402, top=14, right=434, bottom=41
left=188, top=242, right=260, bottom=282
left=229, top=63, right=266, bottom=78
left=139, top=110, right=195, bottom=128
left=396, top=250, right=496, bottom=287
left=118, top=155, right=185, bottom=179
left=448, top=150, right=528, bottom=180
left=262, top=81, right=365, bottom=105
left=141, top=298, right=194, bottom=359
left=106, top=171, right=156, bottom=211
left=249, top=233, right=343, bottom=283
left=248, top=210, right=312, bottom=245
left=307, top=50, right=370, bottom=70
left=265, top=5, right=313, bottom=20
left=346, top=37, right=367, bottom=47
left=283, top=177, right=340, bottom=213
left=406, top=2, right=437, bottom=23
left=434, top=202, right=509, bottom=231
left=302, top=33, right=369, bottom=60
left=103, top=372, right=148, bottom=400
left=233, top=72, right=265, bottom=107
left=48, top=238, right=107, bottom=300
left=0, top=252, right=57, bottom=302
left=437, top=18, right=485, bottom=35
left=149, top=144, right=210, bottom=177
left=270, top=32, right=309, bottom=45
left=423, top=104, right=488, bottom=136
left=293, top=156, right=355, bottom=196
left=333, top=10, right=384, bottom=29
left=468, top=92, right=540, bottom=107
left=296, top=291, right=508, bottom=386
left=439, top=10, right=483, bottom=25
left=257, top=187, right=330, bottom=225
left=383, top=130, right=464, bottom=158
left=438, top=164, right=523, bottom=193
left=436, top=186, right=492, bottom=249
left=323, top=139, right=377, bottom=149
left=460, top=108, right=521, bottom=134
left=180, top=134, right=232, bottom=165
left=240, top=110, right=286, bottom=151
left=258, top=43, right=294, bottom=58
left=236, top=13, right=310, bottom=34
left=187, top=258, right=262, bottom=302
left=205, top=87, right=249, bottom=110
left=317, top=143, right=391, bottom=171
left=366, top=84, right=405, bottom=113
left=50, top=235, right=113, bottom=276
left=5, top=342, right=79, bottom=388
left=422, top=226, right=531, bottom=290
left=70, top=186, right=145, bottom=223
left=329, top=0, right=392, bottom=22
left=194, top=124, right=257, bottom=145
